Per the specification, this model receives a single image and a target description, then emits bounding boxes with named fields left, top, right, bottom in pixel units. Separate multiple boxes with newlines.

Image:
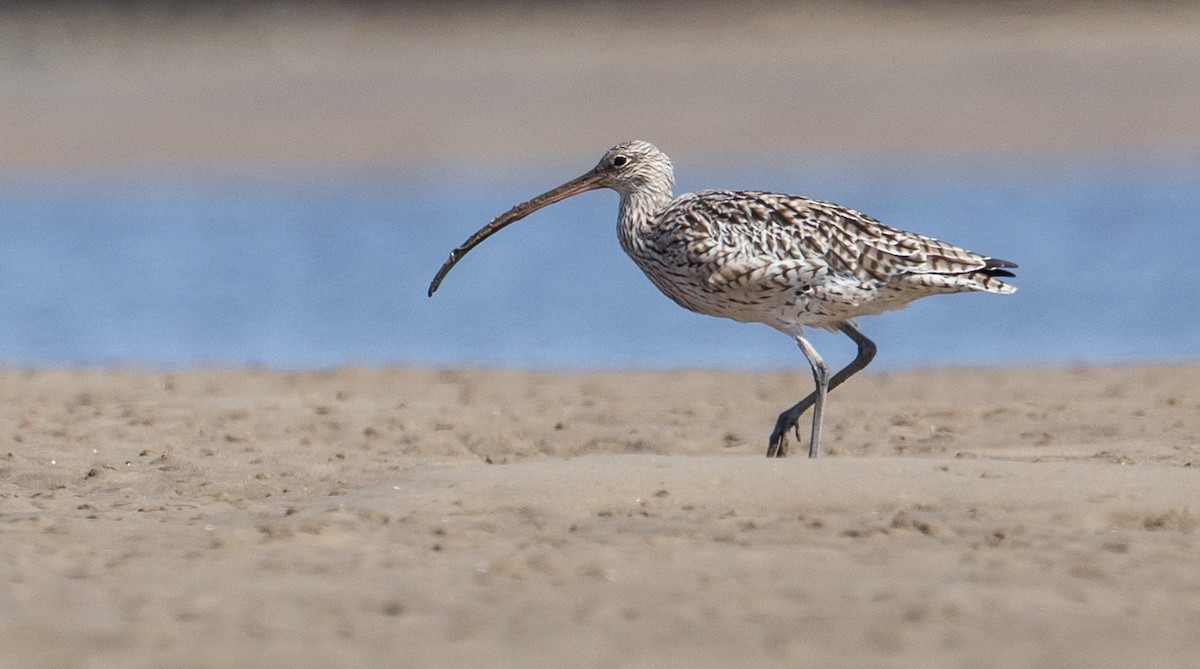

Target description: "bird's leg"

left=767, top=323, right=877, bottom=458
left=794, top=335, right=829, bottom=458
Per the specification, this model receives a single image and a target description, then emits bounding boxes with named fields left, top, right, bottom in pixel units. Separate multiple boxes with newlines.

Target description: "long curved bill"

left=428, top=167, right=605, bottom=297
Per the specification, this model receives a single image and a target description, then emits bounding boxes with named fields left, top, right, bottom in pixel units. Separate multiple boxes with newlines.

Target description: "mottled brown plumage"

left=430, top=141, right=1017, bottom=458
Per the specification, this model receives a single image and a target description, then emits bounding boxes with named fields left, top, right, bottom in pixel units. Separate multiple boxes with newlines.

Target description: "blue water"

left=1, top=154, right=1196, bottom=370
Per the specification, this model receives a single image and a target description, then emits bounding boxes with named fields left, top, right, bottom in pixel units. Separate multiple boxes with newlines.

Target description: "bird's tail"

left=975, top=258, right=1018, bottom=294
left=903, top=256, right=1018, bottom=295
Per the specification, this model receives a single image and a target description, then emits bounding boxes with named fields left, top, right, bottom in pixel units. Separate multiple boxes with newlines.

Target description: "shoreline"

left=3, top=364, right=1200, bottom=666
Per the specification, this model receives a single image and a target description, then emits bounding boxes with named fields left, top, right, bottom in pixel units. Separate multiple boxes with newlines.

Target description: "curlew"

left=428, top=141, right=1016, bottom=458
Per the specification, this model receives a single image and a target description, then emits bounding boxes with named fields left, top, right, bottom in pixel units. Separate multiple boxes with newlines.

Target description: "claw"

left=766, top=433, right=787, bottom=458
left=766, top=408, right=800, bottom=458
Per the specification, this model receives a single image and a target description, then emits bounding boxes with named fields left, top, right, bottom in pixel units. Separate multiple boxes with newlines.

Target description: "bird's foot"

left=766, top=407, right=805, bottom=458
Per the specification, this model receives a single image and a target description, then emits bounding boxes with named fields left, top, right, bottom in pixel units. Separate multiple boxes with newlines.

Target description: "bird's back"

left=622, top=189, right=1015, bottom=332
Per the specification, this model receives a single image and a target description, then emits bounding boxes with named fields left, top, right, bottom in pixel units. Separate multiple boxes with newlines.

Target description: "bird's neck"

left=617, top=183, right=673, bottom=253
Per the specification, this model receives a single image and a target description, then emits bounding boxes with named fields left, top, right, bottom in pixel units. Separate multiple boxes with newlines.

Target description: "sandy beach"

left=2, top=2, right=1199, bottom=167
left=3, top=365, right=1200, bottom=667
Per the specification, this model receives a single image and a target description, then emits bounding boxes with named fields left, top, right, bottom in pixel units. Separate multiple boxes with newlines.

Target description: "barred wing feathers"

left=659, top=190, right=1016, bottom=295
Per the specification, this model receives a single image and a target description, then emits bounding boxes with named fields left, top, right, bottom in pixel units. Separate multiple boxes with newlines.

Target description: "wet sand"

left=3, top=365, right=1200, bottom=667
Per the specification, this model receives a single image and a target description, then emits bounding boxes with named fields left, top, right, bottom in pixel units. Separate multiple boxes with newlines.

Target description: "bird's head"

left=590, top=140, right=675, bottom=197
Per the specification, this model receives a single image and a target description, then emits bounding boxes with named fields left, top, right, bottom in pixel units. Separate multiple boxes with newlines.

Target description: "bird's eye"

left=612, top=155, right=630, bottom=167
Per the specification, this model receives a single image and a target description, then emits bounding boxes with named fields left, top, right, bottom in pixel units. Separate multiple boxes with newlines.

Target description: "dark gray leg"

left=767, top=322, right=877, bottom=458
